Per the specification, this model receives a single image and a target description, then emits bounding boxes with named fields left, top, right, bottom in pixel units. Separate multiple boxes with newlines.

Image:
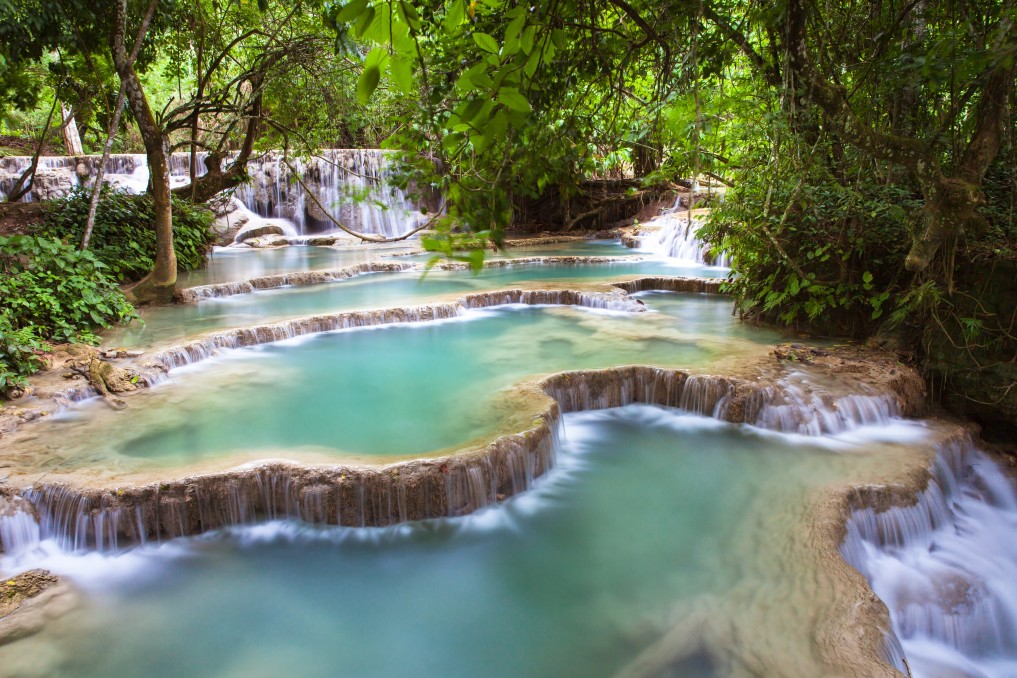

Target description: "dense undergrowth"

left=43, top=187, right=215, bottom=281
left=1, top=188, right=215, bottom=398
left=701, top=141, right=1017, bottom=340
left=701, top=165, right=920, bottom=338
left=0, top=234, right=137, bottom=397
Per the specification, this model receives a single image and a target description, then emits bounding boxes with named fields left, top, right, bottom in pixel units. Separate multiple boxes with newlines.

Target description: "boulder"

left=235, top=222, right=286, bottom=243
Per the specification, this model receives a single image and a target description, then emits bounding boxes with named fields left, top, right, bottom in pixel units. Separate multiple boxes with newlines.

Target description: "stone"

left=245, top=233, right=290, bottom=248
left=235, top=223, right=286, bottom=243
left=304, top=235, right=339, bottom=246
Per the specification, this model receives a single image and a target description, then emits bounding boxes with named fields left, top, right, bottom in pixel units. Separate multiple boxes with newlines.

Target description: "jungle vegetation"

left=0, top=0, right=1014, bottom=424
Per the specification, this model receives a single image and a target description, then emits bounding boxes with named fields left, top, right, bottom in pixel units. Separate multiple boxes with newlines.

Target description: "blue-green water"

left=175, top=246, right=385, bottom=287
left=35, top=294, right=781, bottom=469
left=109, top=260, right=729, bottom=349
left=0, top=406, right=919, bottom=677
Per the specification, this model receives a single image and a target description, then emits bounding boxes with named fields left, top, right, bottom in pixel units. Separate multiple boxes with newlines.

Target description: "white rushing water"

left=0, top=153, right=207, bottom=202
left=3, top=380, right=1017, bottom=676
left=235, top=149, right=428, bottom=237
left=0, top=149, right=427, bottom=238
left=637, top=196, right=731, bottom=266
left=842, top=437, right=1017, bottom=677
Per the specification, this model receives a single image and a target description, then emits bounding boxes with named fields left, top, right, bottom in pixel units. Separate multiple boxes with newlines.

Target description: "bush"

left=699, top=163, right=919, bottom=337
left=0, top=234, right=137, bottom=397
left=43, top=186, right=216, bottom=281
left=0, top=313, right=48, bottom=398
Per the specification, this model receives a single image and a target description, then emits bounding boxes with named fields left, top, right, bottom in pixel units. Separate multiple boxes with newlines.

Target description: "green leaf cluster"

left=700, top=145, right=921, bottom=336
left=0, top=234, right=139, bottom=397
left=42, top=187, right=216, bottom=281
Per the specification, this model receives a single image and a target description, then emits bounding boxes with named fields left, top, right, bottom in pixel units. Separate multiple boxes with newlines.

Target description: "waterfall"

left=0, top=152, right=207, bottom=201
left=0, top=510, right=41, bottom=557
left=842, top=437, right=1017, bottom=677
left=234, top=149, right=427, bottom=237
left=0, top=149, right=426, bottom=239
left=639, top=197, right=730, bottom=266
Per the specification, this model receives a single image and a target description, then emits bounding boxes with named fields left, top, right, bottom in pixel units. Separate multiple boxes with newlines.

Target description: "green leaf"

left=504, top=15, right=525, bottom=54
left=466, top=248, right=485, bottom=272
left=460, top=98, right=485, bottom=123
left=390, top=54, right=414, bottom=93
left=357, top=65, right=381, bottom=104
left=524, top=48, right=541, bottom=77
left=520, top=25, right=536, bottom=54
left=335, top=0, right=369, bottom=23
left=364, top=46, right=389, bottom=70
left=355, top=5, right=377, bottom=37
left=473, top=32, right=500, bottom=54
left=443, top=0, right=465, bottom=33
left=397, top=1, right=421, bottom=31
left=497, top=87, right=531, bottom=113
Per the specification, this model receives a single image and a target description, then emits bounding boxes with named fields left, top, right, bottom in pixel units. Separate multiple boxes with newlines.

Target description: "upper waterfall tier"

left=234, top=150, right=427, bottom=237
left=0, top=149, right=428, bottom=238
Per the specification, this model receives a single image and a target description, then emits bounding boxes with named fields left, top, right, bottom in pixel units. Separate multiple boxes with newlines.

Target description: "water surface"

left=0, top=406, right=929, bottom=678
left=23, top=295, right=780, bottom=472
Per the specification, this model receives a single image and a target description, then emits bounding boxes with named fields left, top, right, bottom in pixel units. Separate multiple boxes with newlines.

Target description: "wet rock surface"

left=0, top=570, right=77, bottom=648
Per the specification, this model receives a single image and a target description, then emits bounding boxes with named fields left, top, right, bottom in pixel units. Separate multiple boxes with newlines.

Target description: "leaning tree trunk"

left=110, top=0, right=176, bottom=304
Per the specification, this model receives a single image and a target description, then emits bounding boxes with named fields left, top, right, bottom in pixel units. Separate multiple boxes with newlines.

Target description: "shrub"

left=43, top=186, right=216, bottom=281
left=699, top=163, right=919, bottom=337
left=0, top=312, right=48, bottom=398
left=0, top=234, right=137, bottom=397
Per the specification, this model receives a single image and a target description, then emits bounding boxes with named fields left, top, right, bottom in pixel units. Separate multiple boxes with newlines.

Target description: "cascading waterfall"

left=234, top=149, right=428, bottom=237
left=0, top=153, right=207, bottom=202
left=841, top=437, right=1017, bottom=677
left=2, top=367, right=910, bottom=557
left=640, top=196, right=730, bottom=266
left=0, top=510, right=41, bottom=558
left=0, top=149, right=426, bottom=239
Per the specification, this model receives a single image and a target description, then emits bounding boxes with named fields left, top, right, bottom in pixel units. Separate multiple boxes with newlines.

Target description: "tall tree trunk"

left=4, top=95, right=59, bottom=203
left=60, top=103, right=84, bottom=155
left=84, top=0, right=157, bottom=251
left=81, top=86, right=127, bottom=250
left=110, top=0, right=176, bottom=304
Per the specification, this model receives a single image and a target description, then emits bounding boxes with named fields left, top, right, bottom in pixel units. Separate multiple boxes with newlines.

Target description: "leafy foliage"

left=0, top=312, right=48, bottom=398
left=0, top=234, right=138, bottom=396
left=43, top=187, right=216, bottom=281
left=701, top=143, right=921, bottom=335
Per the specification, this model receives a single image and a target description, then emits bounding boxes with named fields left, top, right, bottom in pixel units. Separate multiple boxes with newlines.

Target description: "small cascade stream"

left=638, top=197, right=731, bottom=266
left=842, top=437, right=1017, bottom=677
